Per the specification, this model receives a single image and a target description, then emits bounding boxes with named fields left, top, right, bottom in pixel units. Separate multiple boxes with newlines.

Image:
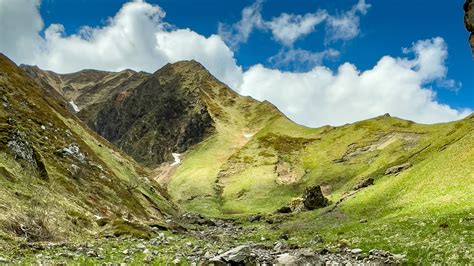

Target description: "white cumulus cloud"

left=266, top=11, right=328, bottom=47
left=241, top=37, right=471, bottom=126
left=0, top=0, right=243, bottom=89
left=325, top=0, right=371, bottom=43
left=268, top=48, right=340, bottom=71
left=217, top=0, right=265, bottom=49
left=0, top=0, right=470, bottom=127
left=0, top=0, right=44, bottom=63
left=219, top=0, right=370, bottom=48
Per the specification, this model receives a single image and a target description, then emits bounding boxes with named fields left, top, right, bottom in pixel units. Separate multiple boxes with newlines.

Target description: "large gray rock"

left=302, top=185, right=329, bottom=210
left=210, top=245, right=253, bottom=264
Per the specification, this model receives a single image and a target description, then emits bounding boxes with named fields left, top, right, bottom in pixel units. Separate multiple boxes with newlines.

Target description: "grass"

left=164, top=93, right=473, bottom=263
left=0, top=54, right=176, bottom=245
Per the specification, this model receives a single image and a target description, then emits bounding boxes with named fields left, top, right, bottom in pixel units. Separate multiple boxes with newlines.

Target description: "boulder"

left=302, top=185, right=328, bottom=210
left=385, top=162, right=412, bottom=175
left=288, top=197, right=305, bottom=212
left=275, top=253, right=299, bottom=265
left=210, top=245, right=253, bottom=264
left=353, top=178, right=374, bottom=190
left=55, top=144, right=86, bottom=163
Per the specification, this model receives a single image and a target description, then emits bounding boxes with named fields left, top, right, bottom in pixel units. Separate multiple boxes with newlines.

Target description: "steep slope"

left=0, top=54, right=175, bottom=244
left=77, top=61, right=282, bottom=167
left=20, top=64, right=150, bottom=120
left=466, top=0, right=474, bottom=53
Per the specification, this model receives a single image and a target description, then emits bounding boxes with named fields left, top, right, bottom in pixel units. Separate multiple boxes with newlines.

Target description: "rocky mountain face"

left=20, top=65, right=149, bottom=119
left=89, top=61, right=217, bottom=166
left=24, top=61, right=281, bottom=167
left=466, top=0, right=474, bottom=53
left=0, top=54, right=176, bottom=242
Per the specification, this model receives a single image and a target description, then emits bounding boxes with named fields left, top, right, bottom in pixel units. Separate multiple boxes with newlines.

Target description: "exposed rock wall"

left=465, top=0, right=474, bottom=54
left=93, top=61, right=216, bottom=166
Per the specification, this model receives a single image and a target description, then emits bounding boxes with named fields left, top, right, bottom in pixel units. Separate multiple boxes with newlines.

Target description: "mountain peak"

left=156, top=60, right=210, bottom=76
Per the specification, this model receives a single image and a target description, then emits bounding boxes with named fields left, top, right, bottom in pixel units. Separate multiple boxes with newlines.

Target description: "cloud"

left=241, top=37, right=471, bottom=126
left=217, top=0, right=265, bottom=49
left=325, top=0, right=371, bottom=43
left=268, top=48, right=339, bottom=71
left=0, top=1, right=470, bottom=127
left=266, top=11, right=328, bottom=47
left=219, top=0, right=370, bottom=49
left=0, top=0, right=44, bottom=63
left=0, top=0, right=243, bottom=89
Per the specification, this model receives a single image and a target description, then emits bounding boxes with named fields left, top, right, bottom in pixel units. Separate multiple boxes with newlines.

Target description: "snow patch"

left=69, top=100, right=80, bottom=112
left=171, top=153, right=181, bottom=166
left=244, top=133, right=254, bottom=139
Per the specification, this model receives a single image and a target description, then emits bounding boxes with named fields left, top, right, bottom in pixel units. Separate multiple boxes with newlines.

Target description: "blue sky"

left=0, top=0, right=472, bottom=126
left=39, top=0, right=473, bottom=109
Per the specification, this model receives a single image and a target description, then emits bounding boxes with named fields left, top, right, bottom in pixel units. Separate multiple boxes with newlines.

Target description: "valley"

left=0, top=51, right=472, bottom=264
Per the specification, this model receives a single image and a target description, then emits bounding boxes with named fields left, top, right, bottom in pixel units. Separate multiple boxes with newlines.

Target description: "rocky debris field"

left=0, top=213, right=407, bottom=265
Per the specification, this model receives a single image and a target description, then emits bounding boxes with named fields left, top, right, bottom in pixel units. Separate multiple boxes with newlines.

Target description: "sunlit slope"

left=0, top=54, right=175, bottom=243
left=168, top=106, right=473, bottom=216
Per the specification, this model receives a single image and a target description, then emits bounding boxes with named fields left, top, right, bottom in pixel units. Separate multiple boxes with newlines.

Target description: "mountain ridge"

left=0, top=53, right=177, bottom=243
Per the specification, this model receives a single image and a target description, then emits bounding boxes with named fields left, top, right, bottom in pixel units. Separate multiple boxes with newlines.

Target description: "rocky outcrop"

left=385, top=162, right=412, bottom=175
left=20, top=64, right=150, bottom=122
left=303, top=185, right=329, bottom=210
left=278, top=185, right=329, bottom=213
left=465, top=0, right=474, bottom=54
left=92, top=61, right=216, bottom=166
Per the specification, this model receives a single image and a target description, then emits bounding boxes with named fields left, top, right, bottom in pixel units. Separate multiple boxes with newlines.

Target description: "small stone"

left=172, top=258, right=181, bottom=264
left=260, top=236, right=266, bottom=241
left=123, top=256, right=131, bottom=263
left=351, top=248, right=363, bottom=254
left=40, top=125, right=46, bottom=130
left=143, top=248, right=150, bottom=254
left=86, top=250, right=97, bottom=257
left=359, top=219, right=368, bottom=223
left=186, top=242, right=193, bottom=247
left=122, top=249, right=130, bottom=255
left=0, top=257, right=9, bottom=263
left=274, top=241, right=287, bottom=252
left=276, top=253, right=299, bottom=265
left=144, top=255, right=154, bottom=263
left=392, top=254, right=406, bottom=260
left=136, top=243, right=146, bottom=250
left=204, top=251, right=213, bottom=259
left=248, top=214, right=262, bottom=222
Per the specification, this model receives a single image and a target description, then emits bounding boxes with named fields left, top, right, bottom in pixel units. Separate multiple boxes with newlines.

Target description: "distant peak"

left=156, top=60, right=209, bottom=75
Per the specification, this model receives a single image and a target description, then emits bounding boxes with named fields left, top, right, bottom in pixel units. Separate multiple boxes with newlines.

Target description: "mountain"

left=22, top=60, right=474, bottom=264
left=466, top=0, right=474, bottom=53
left=20, top=65, right=150, bottom=122
left=22, top=61, right=282, bottom=168
left=0, top=54, right=176, bottom=244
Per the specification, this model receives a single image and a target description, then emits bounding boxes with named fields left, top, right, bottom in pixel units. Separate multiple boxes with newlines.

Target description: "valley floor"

left=0, top=208, right=472, bottom=265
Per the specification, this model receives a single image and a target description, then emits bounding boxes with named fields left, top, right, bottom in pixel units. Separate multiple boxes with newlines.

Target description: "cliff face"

left=93, top=61, right=216, bottom=166
left=465, top=0, right=474, bottom=54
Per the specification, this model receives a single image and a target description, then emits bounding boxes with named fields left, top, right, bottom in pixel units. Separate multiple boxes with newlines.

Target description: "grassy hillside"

left=168, top=102, right=474, bottom=215
left=0, top=54, right=176, bottom=246
left=20, top=60, right=473, bottom=263
left=165, top=99, right=473, bottom=263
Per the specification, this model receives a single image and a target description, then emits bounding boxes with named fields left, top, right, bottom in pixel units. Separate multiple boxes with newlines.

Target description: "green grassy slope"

left=169, top=102, right=474, bottom=217
left=0, top=54, right=176, bottom=245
